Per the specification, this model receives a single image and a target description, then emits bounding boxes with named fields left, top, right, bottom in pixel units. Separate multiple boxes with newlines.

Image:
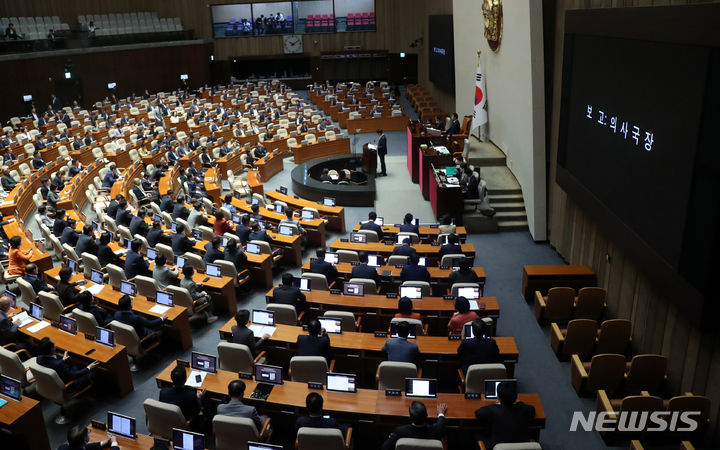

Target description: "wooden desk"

left=219, top=322, right=519, bottom=381
left=2, top=220, right=53, bottom=272
left=429, top=165, right=464, bottom=225
left=246, top=170, right=263, bottom=195
left=351, top=224, right=467, bottom=242
left=14, top=309, right=134, bottom=396
left=255, top=151, right=284, bottom=182
left=57, top=161, right=106, bottom=212
left=266, top=189, right=346, bottom=233
left=0, top=394, right=50, bottom=450
left=203, top=167, right=221, bottom=202
left=521, top=265, right=597, bottom=301
left=291, top=137, right=350, bottom=164
left=89, top=427, right=156, bottom=450
left=329, top=240, right=476, bottom=263
left=346, top=115, right=409, bottom=134
left=420, top=147, right=454, bottom=200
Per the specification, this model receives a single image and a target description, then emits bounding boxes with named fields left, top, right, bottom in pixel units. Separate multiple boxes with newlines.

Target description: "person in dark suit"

left=400, top=254, right=431, bottom=283
left=438, top=234, right=463, bottom=260
left=393, top=238, right=417, bottom=258
left=204, top=237, right=224, bottom=264
left=50, top=94, right=62, bottom=112
left=159, top=366, right=205, bottom=421
left=171, top=224, right=196, bottom=255
left=458, top=319, right=499, bottom=374
left=146, top=221, right=165, bottom=248
left=296, top=319, right=330, bottom=361
left=114, top=294, right=164, bottom=341
left=235, top=215, right=252, bottom=244
left=75, top=225, right=98, bottom=257
left=57, top=424, right=119, bottom=450
left=52, top=209, right=70, bottom=237
left=399, top=213, right=419, bottom=235
left=381, top=401, right=447, bottom=450
left=248, top=223, right=272, bottom=243
left=231, top=310, right=269, bottom=358
left=0, top=167, right=17, bottom=191
left=159, top=193, right=174, bottom=214
left=310, top=248, right=338, bottom=284
left=124, top=239, right=150, bottom=279
left=296, top=392, right=348, bottom=435
left=36, top=337, right=99, bottom=391
left=443, top=113, right=460, bottom=137
left=271, top=273, right=306, bottom=312
left=216, top=380, right=267, bottom=430
left=56, top=267, right=90, bottom=307
left=60, top=223, right=80, bottom=247
left=0, top=296, right=20, bottom=346
left=21, top=263, right=53, bottom=293
left=449, top=257, right=480, bottom=284
left=376, top=128, right=387, bottom=176
left=96, top=232, right=118, bottom=267
left=75, top=292, right=113, bottom=328
left=382, top=320, right=419, bottom=363
left=31, top=151, right=46, bottom=170
left=223, top=238, right=247, bottom=272
left=106, top=195, right=122, bottom=219
left=114, top=199, right=133, bottom=228
left=351, top=251, right=380, bottom=285
left=131, top=179, right=150, bottom=206
left=129, top=208, right=149, bottom=237
left=474, top=381, right=536, bottom=448
left=102, top=167, right=120, bottom=189
left=462, top=166, right=480, bottom=200
left=172, top=195, right=191, bottom=221
left=360, top=211, right=384, bottom=240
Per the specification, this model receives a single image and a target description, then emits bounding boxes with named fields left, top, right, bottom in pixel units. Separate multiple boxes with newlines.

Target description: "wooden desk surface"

left=266, top=190, right=344, bottom=217
left=89, top=427, right=157, bottom=450
left=523, top=265, right=595, bottom=276
left=301, top=261, right=486, bottom=284
left=219, top=322, right=518, bottom=358
left=291, top=137, right=350, bottom=164
left=352, top=223, right=468, bottom=239
left=0, top=393, right=39, bottom=426
left=155, top=364, right=545, bottom=423
left=521, top=265, right=597, bottom=301
left=329, top=240, right=476, bottom=257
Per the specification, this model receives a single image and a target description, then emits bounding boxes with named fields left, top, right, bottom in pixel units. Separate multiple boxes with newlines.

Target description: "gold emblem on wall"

left=482, top=0, right=503, bottom=52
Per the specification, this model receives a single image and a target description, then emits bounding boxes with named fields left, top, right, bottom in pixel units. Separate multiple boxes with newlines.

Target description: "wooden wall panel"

left=546, top=0, right=720, bottom=444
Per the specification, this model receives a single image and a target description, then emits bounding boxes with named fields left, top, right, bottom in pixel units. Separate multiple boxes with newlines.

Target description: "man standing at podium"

left=376, top=128, right=387, bottom=176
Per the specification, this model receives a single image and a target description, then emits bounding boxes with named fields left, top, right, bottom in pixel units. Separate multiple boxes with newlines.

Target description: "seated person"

left=462, top=167, right=480, bottom=199
left=146, top=220, right=166, bottom=248
left=458, top=319, right=499, bottom=374
left=22, top=263, right=53, bottom=293
left=222, top=194, right=237, bottom=214
left=392, top=237, right=417, bottom=258
left=75, top=225, right=99, bottom=257
left=271, top=273, right=307, bottom=312
left=203, top=236, right=224, bottom=264
left=8, top=236, right=33, bottom=276
left=124, top=239, right=150, bottom=279
left=153, top=254, right=179, bottom=290
left=394, top=296, right=422, bottom=321
left=235, top=215, right=252, bottom=245
left=223, top=238, right=248, bottom=272
left=36, top=337, right=99, bottom=391
left=113, top=295, right=165, bottom=344
left=296, top=319, right=330, bottom=361
left=381, top=401, right=447, bottom=450
left=159, top=365, right=206, bottom=422
left=213, top=211, right=233, bottom=237
left=57, top=266, right=92, bottom=307
left=400, top=254, right=431, bottom=283
left=97, top=232, right=119, bottom=267
left=399, top=213, right=419, bottom=234
left=75, top=291, right=113, bottom=327
left=59, top=425, right=118, bottom=450
left=319, top=168, right=332, bottom=183
left=350, top=251, right=380, bottom=285
left=279, top=208, right=306, bottom=236
left=438, top=233, right=463, bottom=259
left=449, top=257, right=480, bottom=284
left=296, top=392, right=348, bottom=435
left=381, top=321, right=419, bottom=363
left=217, top=380, right=268, bottom=431
left=231, top=310, right=269, bottom=358
left=128, top=208, right=149, bottom=237
left=474, top=381, right=536, bottom=449
left=310, top=248, right=339, bottom=284
left=171, top=224, right=196, bottom=255
left=0, top=296, right=20, bottom=347
left=248, top=222, right=271, bottom=243
left=180, top=266, right=218, bottom=323
left=359, top=211, right=383, bottom=240
left=447, top=296, right=480, bottom=334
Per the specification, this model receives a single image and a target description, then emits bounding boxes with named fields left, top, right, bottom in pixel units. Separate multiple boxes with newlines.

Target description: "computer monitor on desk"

left=405, top=378, right=438, bottom=398
left=191, top=352, right=217, bottom=374
left=172, top=429, right=204, bottom=450
left=107, top=411, right=136, bottom=439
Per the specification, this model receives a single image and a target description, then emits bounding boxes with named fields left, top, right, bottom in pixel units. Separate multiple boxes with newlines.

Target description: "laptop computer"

left=279, top=225, right=293, bottom=236
left=343, top=283, right=364, bottom=297
left=318, top=317, right=342, bottom=334
left=324, top=252, right=339, bottom=264
left=399, top=286, right=422, bottom=299
left=191, top=351, right=217, bottom=374
left=172, top=428, right=204, bottom=450
left=120, top=281, right=136, bottom=296
left=293, top=277, right=311, bottom=292
left=323, top=197, right=335, bottom=207
left=0, top=374, right=22, bottom=400
left=59, top=315, right=77, bottom=335
left=252, top=309, right=274, bottom=326
left=367, top=254, right=384, bottom=267
left=107, top=411, right=136, bottom=439
left=251, top=364, right=283, bottom=400
left=96, top=326, right=115, bottom=347
left=146, top=247, right=158, bottom=260
left=248, top=442, right=283, bottom=450
left=246, top=242, right=261, bottom=254
left=206, top=263, right=221, bottom=277
left=156, top=291, right=174, bottom=307
left=390, top=322, right=417, bottom=339
left=29, top=303, right=43, bottom=321
left=457, top=286, right=480, bottom=300
left=301, top=210, right=314, bottom=220
left=90, top=269, right=104, bottom=285
left=278, top=186, right=287, bottom=195
left=326, top=372, right=357, bottom=393
left=350, top=232, right=366, bottom=243
left=405, top=378, right=438, bottom=398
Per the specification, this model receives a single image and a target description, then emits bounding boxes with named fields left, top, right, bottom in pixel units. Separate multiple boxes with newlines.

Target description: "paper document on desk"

left=149, top=305, right=170, bottom=315
left=248, top=325, right=277, bottom=337
left=184, top=370, right=207, bottom=388
left=13, top=312, right=33, bottom=328
left=469, top=300, right=480, bottom=310
left=367, top=144, right=377, bottom=150
left=85, top=284, right=105, bottom=295
left=434, top=146, right=449, bottom=155
left=27, top=321, right=50, bottom=333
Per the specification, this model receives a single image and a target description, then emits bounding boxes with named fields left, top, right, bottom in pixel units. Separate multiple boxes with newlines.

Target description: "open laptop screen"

left=405, top=378, right=438, bottom=398
left=326, top=373, right=357, bottom=393
left=107, top=411, right=136, bottom=439
left=191, top=352, right=217, bottom=374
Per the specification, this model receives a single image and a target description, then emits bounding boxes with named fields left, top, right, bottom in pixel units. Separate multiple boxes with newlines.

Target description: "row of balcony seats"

left=78, top=13, right=182, bottom=34
left=0, top=16, right=69, bottom=40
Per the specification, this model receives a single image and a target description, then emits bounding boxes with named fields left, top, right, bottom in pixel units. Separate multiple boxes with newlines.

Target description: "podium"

left=362, top=143, right=377, bottom=174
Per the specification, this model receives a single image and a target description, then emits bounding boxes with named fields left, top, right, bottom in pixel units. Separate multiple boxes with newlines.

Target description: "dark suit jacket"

left=224, top=248, right=248, bottom=272
left=22, top=274, right=51, bottom=293
left=449, top=269, right=479, bottom=284
left=98, top=244, right=117, bottom=267
left=400, top=264, right=431, bottom=282
left=0, top=310, right=19, bottom=345
left=132, top=186, right=147, bottom=201
left=271, top=285, right=306, bottom=311
left=309, top=259, right=338, bottom=284
left=377, top=134, right=387, bottom=155
left=231, top=325, right=263, bottom=357
left=381, top=416, right=446, bottom=450
left=445, top=119, right=461, bottom=136
left=77, top=304, right=113, bottom=327
left=171, top=233, right=196, bottom=256
left=75, top=234, right=98, bottom=257
left=102, top=171, right=118, bottom=189
left=37, top=354, right=90, bottom=384
left=159, top=386, right=201, bottom=420
left=474, top=403, right=536, bottom=448
left=382, top=337, right=419, bottom=363
left=360, top=221, right=384, bottom=240
left=399, top=223, right=420, bottom=234
left=53, top=219, right=70, bottom=237
left=392, top=244, right=417, bottom=258
left=438, top=243, right=463, bottom=259
left=204, top=245, right=224, bottom=264
left=61, top=227, right=79, bottom=246
left=113, top=310, right=162, bottom=339
left=115, top=209, right=133, bottom=228
left=146, top=229, right=165, bottom=248
left=124, top=250, right=149, bottom=279
left=458, top=337, right=500, bottom=374
left=106, top=200, right=120, bottom=219
left=160, top=195, right=174, bottom=213
left=351, top=264, right=380, bottom=285
left=464, top=175, right=480, bottom=199
left=248, top=230, right=271, bottom=243
left=0, top=173, right=17, bottom=190
left=172, top=203, right=190, bottom=221
left=297, top=334, right=330, bottom=360
left=235, top=224, right=251, bottom=244
left=129, top=216, right=149, bottom=237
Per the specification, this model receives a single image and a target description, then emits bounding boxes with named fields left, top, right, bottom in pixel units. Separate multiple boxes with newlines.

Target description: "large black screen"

left=428, top=15, right=454, bottom=93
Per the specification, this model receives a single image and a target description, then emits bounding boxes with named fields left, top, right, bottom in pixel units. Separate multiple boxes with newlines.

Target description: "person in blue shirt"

left=223, top=194, right=237, bottom=214
left=399, top=213, right=419, bottom=234
left=382, top=321, right=419, bottom=363
left=310, top=248, right=338, bottom=284
left=360, top=211, right=384, bottom=240
left=296, top=319, right=330, bottom=361
left=400, top=254, right=431, bottom=283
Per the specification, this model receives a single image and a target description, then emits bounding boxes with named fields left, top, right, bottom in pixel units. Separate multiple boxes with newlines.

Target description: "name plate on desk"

left=465, top=393, right=482, bottom=399
left=90, top=420, right=106, bottom=430
left=394, top=264, right=404, bottom=268
left=386, top=293, right=398, bottom=299
left=431, top=242, right=440, bottom=246
left=448, top=335, right=461, bottom=341
left=440, top=266, right=450, bottom=270
left=308, top=382, right=323, bottom=390
left=176, top=359, right=190, bottom=368
left=384, top=240, right=394, bottom=245
left=385, top=389, right=402, bottom=397
left=443, top=295, right=454, bottom=300
left=350, top=261, right=360, bottom=266
left=374, top=331, right=388, bottom=338
left=330, top=289, right=341, bottom=295
left=238, top=372, right=253, bottom=380
left=430, top=225, right=439, bottom=229
left=340, top=238, right=349, bottom=242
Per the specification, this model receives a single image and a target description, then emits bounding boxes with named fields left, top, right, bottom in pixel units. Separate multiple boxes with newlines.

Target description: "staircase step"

left=491, top=202, right=525, bottom=212
left=494, top=211, right=528, bottom=220
left=497, top=220, right=529, bottom=231
left=488, top=193, right=524, bottom=203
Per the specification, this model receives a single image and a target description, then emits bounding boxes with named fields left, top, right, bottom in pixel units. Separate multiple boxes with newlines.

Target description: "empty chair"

left=106, top=264, right=126, bottom=289
left=336, top=249, right=358, bottom=263
left=571, top=353, right=627, bottom=396
left=29, top=360, right=93, bottom=424
left=289, top=356, right=330, bottom=384
left=323, top=311, right=360, bottom=332
left=213, top=415, right=271, bottom=450
left=490, top=444, right=542, bottom=450
left=596, top=391, right=663, bottom=439
left=16, top=277, right=38, bottom=308
left=400, top=281, right=430, bottom=297
left=460, top=363, right=507, bottom=393
left=302, top=273, right=330, bottom=291
left=252, top=193, right=266, bottom=206
left=182, top=252, right=205, bottom=272
left=38, top=291, right=69, bottom=323
left=0, top=345, right=35, bottom=387
left=396, top=438, right=444, bottom=450
left=440, top=254, right=466, bottom=267
left=347, top=277, right=377, bottom=294
left=596, top=319, right=632, bottom=355
left=166, top=285, right=209, bottom=318
left=376, top=361, right=418, bottom=390
left=134, top=275, right=160, bottom=298
left=109, top=320, right=161, bottom=371
left=387, top=255, right=409, bottom=267
left=666, top=394, right=712, bottom=439
left=217, top=342, right=265, bottom=374
left=156, top=243, right=175, bottom=262
left=266, top=303, right=302, bottom=325
left=296, top=427, right=352, bottom=450
left=624, top=354, right=668, bottom=394
left=143, top=398, right=188, bottom=440
left=550, top=319, right=598, bottom=359
left=397, top=232, right=419, bottom=244
left=574, top=287, right=606, bottom=320
left=534, top=287, right=575, bottom=323
left=215, top=260, right=250, bottom=288
left=71, top=308, right=99, bottom=335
